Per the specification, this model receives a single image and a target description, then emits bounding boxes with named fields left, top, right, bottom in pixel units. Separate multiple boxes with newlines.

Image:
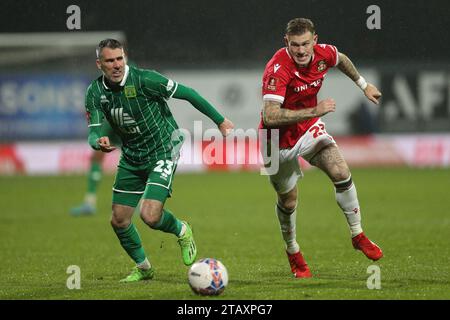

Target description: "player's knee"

left=139, top=203, right=163, bottom=227
left=110, top=205, right=133, bottom=228
left=278, top=188, right=298, bottom=212
left=110, top=214, right=130, bottom=229
left=332, top=167, right=351, bottom=183
left=280, top=198, right=297, bottom=212
left=140, top=213, right=161, bottom=228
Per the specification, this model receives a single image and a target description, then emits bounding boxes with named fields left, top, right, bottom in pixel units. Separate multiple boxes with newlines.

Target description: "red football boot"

left=352, top=232, right=383, bottom=261
left=287, top=251, right=312, bottom=278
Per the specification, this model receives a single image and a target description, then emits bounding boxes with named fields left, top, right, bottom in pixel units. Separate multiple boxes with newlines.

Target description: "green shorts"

left=112, top=157, right=178, bottom=207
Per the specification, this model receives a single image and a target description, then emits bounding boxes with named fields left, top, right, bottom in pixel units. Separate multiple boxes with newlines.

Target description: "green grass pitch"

left=0, top=168, right=449, bottom=299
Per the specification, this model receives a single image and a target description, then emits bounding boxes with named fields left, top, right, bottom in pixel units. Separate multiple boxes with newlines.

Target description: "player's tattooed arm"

left=337, top=52, right=382, bottom=105
left=262, top=99, right=336, bottom=127
left=263, top=100, right=312, bottom=127
left=336, top=53, right=360, bottom=81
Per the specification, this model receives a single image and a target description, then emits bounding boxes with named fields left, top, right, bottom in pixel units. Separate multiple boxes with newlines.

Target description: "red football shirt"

left=260, top=44, right=339, bottom=149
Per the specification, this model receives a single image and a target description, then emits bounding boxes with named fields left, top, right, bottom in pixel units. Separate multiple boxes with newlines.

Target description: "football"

left=188, top=258, right=228, bottom=296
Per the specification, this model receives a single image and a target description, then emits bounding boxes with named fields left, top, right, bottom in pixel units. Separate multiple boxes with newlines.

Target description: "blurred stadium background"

left=0, top=0, right=449, bottom=300
left=1, top=0, right=449, bottom=174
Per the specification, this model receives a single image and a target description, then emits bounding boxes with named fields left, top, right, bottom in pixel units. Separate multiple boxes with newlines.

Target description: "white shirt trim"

left=120, top=64, right=130, bottom=86
left=168, top=81, right=178, bottom=99
left=112, top=187, right=144, bottom=194
left=285, top=47, right=292, bottom=59
left=88, top=123, right=102, bottom=127
left=146, top=182, right=170, bottom=190
left=285, top=47, right=296, bottom=64
left=102, top=75, right=108, bottom=89
left=263, top=94, right=285, bottom=104
left=332, top=46, right=339, bottom=66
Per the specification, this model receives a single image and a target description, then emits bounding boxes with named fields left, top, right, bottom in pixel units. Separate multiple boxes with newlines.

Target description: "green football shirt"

left=85, top=65, right=183, bottom=165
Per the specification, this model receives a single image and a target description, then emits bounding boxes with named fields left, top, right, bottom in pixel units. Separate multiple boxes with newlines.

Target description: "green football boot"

left=177, top=221, right=197, bottom=266
left=119, top=266, right=155, bottom=283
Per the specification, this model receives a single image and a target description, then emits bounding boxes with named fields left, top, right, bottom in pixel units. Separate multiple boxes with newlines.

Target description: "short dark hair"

left=96, top=38, right=123, bottom=59
left=285, top=18, right=315, bottom=36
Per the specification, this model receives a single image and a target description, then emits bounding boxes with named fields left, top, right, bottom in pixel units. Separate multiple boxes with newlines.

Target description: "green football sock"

left=113, top=223, right=147, bottom=264
left=151, top=209, right=183, bottom=236
left=87, top=162, right=102, bottom=194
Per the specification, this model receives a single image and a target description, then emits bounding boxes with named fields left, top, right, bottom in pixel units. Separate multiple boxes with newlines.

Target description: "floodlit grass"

left=1, top=168, right=449, bottom=299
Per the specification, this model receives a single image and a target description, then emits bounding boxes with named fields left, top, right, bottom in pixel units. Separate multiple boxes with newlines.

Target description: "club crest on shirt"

left=317, top=60, right=327, bottom=72
left=267, top=77, right=278, bottom=91
left=124, top=85, right=137, bottom=98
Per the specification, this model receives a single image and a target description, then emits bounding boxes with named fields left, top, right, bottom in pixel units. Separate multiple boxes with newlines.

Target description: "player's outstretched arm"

left=262, top=99, right=335, bottom=127
left=337, top=52, right=382, bottom=105
left=173, top=84, right=226, bottom=126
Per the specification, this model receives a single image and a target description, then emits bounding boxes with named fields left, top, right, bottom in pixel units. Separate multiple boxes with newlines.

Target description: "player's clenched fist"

left=315, top=98, right=336, bottom=117
left=218, top=118, right=234, bottom=137
left=97, top=136, right=117, bottom=153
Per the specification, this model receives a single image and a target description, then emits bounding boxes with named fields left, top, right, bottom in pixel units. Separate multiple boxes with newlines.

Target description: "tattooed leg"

left=309, top=144, right=350, bottom=182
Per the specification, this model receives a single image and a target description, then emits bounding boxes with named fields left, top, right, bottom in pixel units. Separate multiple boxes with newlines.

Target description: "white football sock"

left=276, top=203, right=300, bottom=254
left=335, top=179, right=363, bottom=237
left=137, top=257, right=151, bottom=270
left=178, top=222, right=187, bottom=238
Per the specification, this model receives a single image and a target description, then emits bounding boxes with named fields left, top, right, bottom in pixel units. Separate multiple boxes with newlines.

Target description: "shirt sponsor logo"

left=110, top=107, right=141, bottom=134
left=294, top=79, right=322, bottom=92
